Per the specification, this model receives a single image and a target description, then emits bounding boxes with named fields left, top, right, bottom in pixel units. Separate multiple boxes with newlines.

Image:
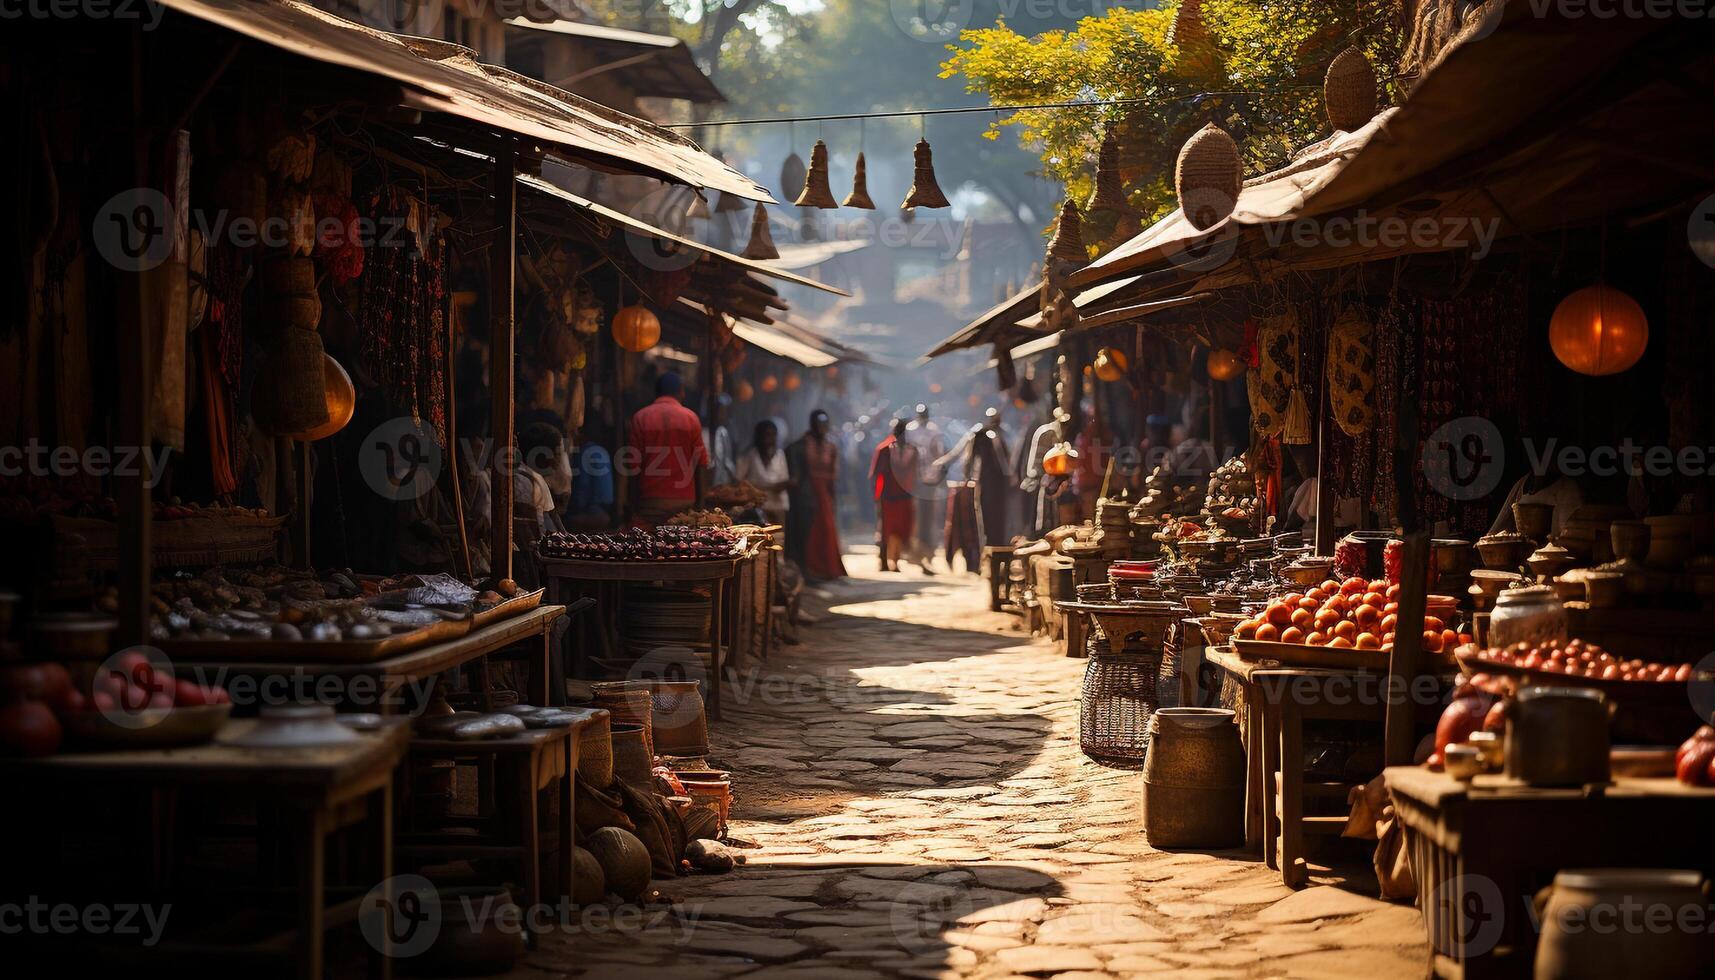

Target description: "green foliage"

left=942, top=1, right=1404, bottom=237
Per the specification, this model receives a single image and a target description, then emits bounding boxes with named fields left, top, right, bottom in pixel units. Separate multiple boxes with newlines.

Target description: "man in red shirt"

left=621, top=372, right=708, bottom=527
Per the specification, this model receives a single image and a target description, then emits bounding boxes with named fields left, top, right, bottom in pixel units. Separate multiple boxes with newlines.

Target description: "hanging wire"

left=662, top=89, right=1324, bottom=129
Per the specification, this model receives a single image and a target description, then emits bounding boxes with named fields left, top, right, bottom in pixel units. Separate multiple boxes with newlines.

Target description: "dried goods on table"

left=540, top=527, right=742, bottom=562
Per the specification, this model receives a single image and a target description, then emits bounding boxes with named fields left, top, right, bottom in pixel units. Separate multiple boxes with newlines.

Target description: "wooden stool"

left=398, top=719, right=594, bottom=918
left=982, top=545, right=1015, bottom=611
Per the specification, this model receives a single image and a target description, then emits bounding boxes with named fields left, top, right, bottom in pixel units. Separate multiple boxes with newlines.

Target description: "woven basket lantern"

left=1175, top=123, right=1242, bottom=231
left=1325, top=46, right=1379, bottom=132
left=741, top=203, right=780, bottom=260
left=902, top=139, right=951, bottom=210
left=794, top=140, right=839, bottom=209
left=1087, top=126, right=1132, bottom=213
left=256, top=328, right=330, bottom=435
left=1046, top=200, right=1087, bottom=264
left=843, top=152, right=877, bottom=209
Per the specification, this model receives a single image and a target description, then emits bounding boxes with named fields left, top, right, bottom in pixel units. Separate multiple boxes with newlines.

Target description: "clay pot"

left=1535, top=870, right=1714, bottom=979
left=647, top=680, right=708, bottom=757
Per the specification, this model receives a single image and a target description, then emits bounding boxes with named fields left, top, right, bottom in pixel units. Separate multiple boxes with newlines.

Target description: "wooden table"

left=400, top=710, right=604, bottom=919
left=2, top=719, right=411, bottom=979
left=186, top=606, right=567, bottom=714
left=1385, top=766, right=1715, bottom=979
left=541, top=556, right=741, bottom=720
left=1206, top=648, right=1451, bottom=885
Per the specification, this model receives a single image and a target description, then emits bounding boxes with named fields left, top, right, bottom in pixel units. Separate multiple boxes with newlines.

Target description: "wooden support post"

left=490, top=143, right=517, bottom=584
left=117, top=34, right=153, bottom=647
left=1314, top=376, right=1336, bottom=556
left=294, top=441, right=312, bottom=568
left=446, top=285, right=472, bottom=582
left=1386, top=533, right=1431, bottom=767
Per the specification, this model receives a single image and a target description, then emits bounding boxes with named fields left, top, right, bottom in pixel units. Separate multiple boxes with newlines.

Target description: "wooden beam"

left=1386, top=533, right=1432, bottom=767
left=116, top=32, right=153, bottom=647
left=489, top=142, right=517, bottom=584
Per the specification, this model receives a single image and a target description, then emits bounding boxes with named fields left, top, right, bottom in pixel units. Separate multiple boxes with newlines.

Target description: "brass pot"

left=1505, top=686, right=1611, bottom=787
left=1143, top=708, right=1245, bottom=849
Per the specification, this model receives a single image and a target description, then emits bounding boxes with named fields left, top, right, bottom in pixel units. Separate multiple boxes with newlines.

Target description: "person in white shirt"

left=737, top=419, right=791, bottom=527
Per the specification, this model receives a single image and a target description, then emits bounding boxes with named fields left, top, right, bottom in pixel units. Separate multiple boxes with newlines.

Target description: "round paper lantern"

left=1043, top=442, right=1078, bottom=477
left=967, top=394, right=982, bottom=408
left=1093, top=347, right=1129, bottom=382
left=1548, top=284, right=1648, bottom=376
left=1207, top=348, right=1246, bottom=381
left=784, top=373, right=802, bottom=392
left=929, top=383, right=943, bottom=394
left=760, top=375, right=780, bottom=393
left=825, top=366, right=839, bottom=380
left=733, top=379, right=755, bottom=402
left=285, top=355, right=357, bottom=442
left=611, top=304, right=660, bottom=352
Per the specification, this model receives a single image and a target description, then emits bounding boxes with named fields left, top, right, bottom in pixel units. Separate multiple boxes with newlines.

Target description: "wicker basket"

left=54, top=512, right=287, bottom=570
left=592, top=682, right=653, bottom=758
left=1175, top=123, right=1241, bottom=231
left=1325, top=46, right=1379, bottom=131
left=1080, top=643, right=1162, bottom=768
left=577, top=710, right=614, bottom=788
left=648, top=680, right=708, bottom=757
left=257, top=328, right=329, bottom=434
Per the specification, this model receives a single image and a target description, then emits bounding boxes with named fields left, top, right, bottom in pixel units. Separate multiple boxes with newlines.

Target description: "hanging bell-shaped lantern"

left=1042, top=442, right=1079, bottom=478
left=1046, top=199, right=1087, bottom=264
left=843, top=152, right=876, bottom=209
left=715, top=190, right=748, bottom=214
left=902, top=139, right=951, bottom=210
left=780, top=152, right=806, bottom=202
left=1175, top=123, right=1242, bottom=231
left=1087, top=125, right=1132, bottom=213
left=1324, top=46, right=1379, bottom=132
left=794, top=140, right=839, bottom=209
left=742, top=203, right=780, bottom=261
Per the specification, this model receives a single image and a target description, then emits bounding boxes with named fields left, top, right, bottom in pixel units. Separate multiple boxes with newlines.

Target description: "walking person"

left=787, top=410, right=847, bottom=582
left=903, top=403, right=945, bottom=574
left=869, top=417, right=919, bottom=572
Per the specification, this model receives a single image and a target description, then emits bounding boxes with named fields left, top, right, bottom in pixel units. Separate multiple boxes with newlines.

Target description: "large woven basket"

left=577, top=710, right=614, bottom=788
left=1325, top=46, right=1379, bottom=132
left=592, top=681, right=653, bottom=758
left=257, top=328, right=329, bottom=434
left=1175, top=123, right=1241, bottom=231
left=1079, top=641, right=1162, bottom=769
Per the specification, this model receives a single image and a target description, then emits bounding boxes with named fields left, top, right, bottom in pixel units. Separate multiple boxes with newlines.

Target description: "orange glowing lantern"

left=1207, top=348, right=1246, bottom=381
left=929, top=383, right=943, bottom=394
left=1043, top=442, right=1078, bottom=477
left=1548, top=284, right=1649, bottom=376
left=784, top=373, right=802, bottom=392
left=285, top=355, right=357, bottom=442
left=733, top=379, right=755, bottom=402
left=1093, top=347, right=1129, bottom=382
left=967, top=394, right=982, bottom=408
left=611, top=304, right=661, bottom=353
left=760, top=375, right=780, bottom=393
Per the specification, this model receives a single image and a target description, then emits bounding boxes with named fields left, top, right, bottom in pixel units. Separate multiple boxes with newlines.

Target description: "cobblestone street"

left=527, top=561, right=1426, bottom=979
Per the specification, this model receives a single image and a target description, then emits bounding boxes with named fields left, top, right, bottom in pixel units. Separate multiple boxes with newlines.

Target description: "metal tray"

left=472, top=588, right=545, bottom=628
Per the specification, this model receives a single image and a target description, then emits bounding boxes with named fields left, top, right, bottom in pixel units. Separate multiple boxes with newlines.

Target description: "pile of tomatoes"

left=1234, top=577, right=1464, bottom=652
left=1, top=652, right=229, bottom=758
left=1473, top=639, right=1695, bottom=683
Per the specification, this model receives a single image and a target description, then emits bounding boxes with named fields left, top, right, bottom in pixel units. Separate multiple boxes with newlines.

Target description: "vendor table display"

left=541, top=538, right=743, bottom=719
left=1385, top=766, right=1715, bottom=979
left=1, top=718, right=411, bottom=979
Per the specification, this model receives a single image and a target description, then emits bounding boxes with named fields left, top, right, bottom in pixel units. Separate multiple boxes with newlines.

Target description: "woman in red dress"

left=870, top=418, right=919, bottom=572
left=788, top=410, right=847, bottom=581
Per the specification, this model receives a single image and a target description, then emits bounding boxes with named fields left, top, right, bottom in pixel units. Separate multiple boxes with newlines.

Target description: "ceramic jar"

left=1488, top=585, right=1568, bottom=649
left=1535, top=869, right=1714, bottom=979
